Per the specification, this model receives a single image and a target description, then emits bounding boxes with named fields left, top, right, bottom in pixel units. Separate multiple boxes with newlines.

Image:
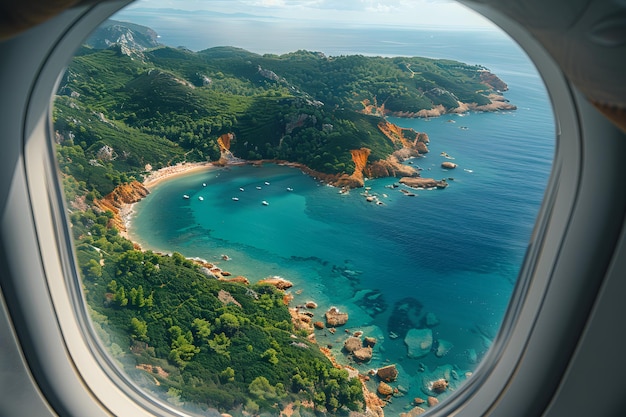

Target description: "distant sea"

left=120, top=9, right=555, bottom=413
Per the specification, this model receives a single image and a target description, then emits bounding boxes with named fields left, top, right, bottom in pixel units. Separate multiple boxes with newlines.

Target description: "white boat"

left=183, top=194, right=190, bottom=199
left=202, top=183, right=206, bottom=187
left=239, top=187, right=244, bottom=191
left=262, top=200, right=269, bottom=206
left=264, top=181, right=270, bottom=185
left=198, top=196, right=204, bottom=201
left=232, top=197, right=239, bottom=201
left=256, top=186, right=262, bottom=190
left=287, top=187, right=293, bottom=191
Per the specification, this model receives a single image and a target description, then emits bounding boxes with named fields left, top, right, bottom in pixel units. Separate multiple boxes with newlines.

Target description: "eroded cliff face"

left=377, top=121, right=430, bottom=153
left=365, top=155, right=418, bottom=179
left=332, top=148, right=371, bottom=188
left=216, top=132, right=236, bottom=165
left=351, top=148, right=370, bottom=180
left=94, top=180, right=149, bottom=232
left=217, top=132, right=231, bottom=151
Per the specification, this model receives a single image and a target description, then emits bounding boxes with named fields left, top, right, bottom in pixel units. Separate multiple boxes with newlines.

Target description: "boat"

left=262, top=200, right=269, bottom=206
left=264, top=181, right=270, bottom=185
left=221, top=254, right=231, bottom=261
left=286, top=187, right=293, bottom=191
left=198, top=196, right=204, bottom=201
left=183, top=194, right=190, bottom=199
left=232, top=197, right=239, bottom=201
left=256, top=186, right=262, bottom=190
left=239, top=187, right=244, bottom=191
left=202, top=183, right=206, bottom=187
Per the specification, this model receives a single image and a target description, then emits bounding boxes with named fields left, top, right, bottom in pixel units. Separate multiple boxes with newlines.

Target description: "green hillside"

left=54, top=43, right=506, bottom=195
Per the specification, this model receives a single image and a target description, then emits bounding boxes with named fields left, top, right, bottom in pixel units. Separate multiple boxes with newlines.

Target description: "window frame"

left=1, top=1, right=624, bottom=416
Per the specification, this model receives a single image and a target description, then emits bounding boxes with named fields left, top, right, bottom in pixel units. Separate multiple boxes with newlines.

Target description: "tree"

left=130, top=317, right=148, bottom=342
left=216, top=312, right=240, bottom=336
left=192, top=318, right=211, bottom=343
left=248, top=376, right=277, bottom=401
left=84, top=259, right=102, bottom=278
left=115, top=286, right=128, bottom=306
left=168, top=325, right=199, bottom=368
left=219, top=366, right=235, bottom=383
left=208, top=332, right=231, bottom=357
left=261, top=348, right=279, bottom=365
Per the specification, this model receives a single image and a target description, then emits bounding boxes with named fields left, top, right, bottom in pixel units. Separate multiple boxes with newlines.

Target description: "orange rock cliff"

left=93, top=180, right=149, bottom=233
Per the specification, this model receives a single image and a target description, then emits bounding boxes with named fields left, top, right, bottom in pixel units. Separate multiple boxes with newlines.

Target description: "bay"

left=125, top=19, right=555, bottom=412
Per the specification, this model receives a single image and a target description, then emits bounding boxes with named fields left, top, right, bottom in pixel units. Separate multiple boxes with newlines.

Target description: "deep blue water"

left=123, top=15, right=555, bottom=412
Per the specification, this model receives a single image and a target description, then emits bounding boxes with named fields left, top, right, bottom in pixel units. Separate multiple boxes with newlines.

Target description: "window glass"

left=53, top=1, right=554, bottom=415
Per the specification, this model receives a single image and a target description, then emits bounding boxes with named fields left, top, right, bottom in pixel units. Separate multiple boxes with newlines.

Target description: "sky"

left=124, top=0, right=496, bottom=30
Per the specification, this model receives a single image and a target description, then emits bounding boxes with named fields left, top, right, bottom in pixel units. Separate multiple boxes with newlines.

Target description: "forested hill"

left=54, top=23, right=512, bottom=197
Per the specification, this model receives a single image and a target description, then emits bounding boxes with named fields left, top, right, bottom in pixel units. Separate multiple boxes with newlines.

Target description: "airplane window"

left=52, top=0, right=554, bottom=415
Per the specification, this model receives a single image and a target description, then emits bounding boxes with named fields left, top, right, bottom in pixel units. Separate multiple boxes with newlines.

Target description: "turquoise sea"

left=124, top=16, right=555, bottom=413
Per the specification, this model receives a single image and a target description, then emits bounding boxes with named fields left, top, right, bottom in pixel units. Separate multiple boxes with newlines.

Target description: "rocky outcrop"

left=404, top=328, right=433, bottom=358
left=399, top=177, right=448, bottom=189
left=289, top=308, right=314, bottom=333
left=344, top=336, right=362, bottom=353
left=430, top=378, right=449, bottom=394
left=377, top=365, right=398, bottom=382
left=94, top=180, right=149, bottom=232
left=258, top=276, right=293, bottom=290
left=441, top=161, right=457, bottom=169
left=353, top=347, right=373, bottom=362
left=365, top=156, right=418, bottom=179
left=479, top=70, right=508, bottom=91
left=325, top=306, right=349, bottom=327
left=377, top=381, right=393, bottom=396
left=221, top=276, right=250, bottom=285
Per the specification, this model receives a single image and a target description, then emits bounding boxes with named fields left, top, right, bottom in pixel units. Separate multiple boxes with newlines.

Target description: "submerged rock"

left=400, top=406, right=426, bottom=416
left=435, top=339, right=454, bottom=358
left=424, top=312, right=439, bottom=327
left=404, top=328, right=433, bottom=358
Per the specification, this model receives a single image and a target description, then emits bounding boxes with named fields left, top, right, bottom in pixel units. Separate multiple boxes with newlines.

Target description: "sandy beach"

left=142, top=161, right=218, bottom=189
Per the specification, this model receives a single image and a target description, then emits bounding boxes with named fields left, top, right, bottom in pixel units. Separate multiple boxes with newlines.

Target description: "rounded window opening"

left=53, top=1, right=555, bottom=415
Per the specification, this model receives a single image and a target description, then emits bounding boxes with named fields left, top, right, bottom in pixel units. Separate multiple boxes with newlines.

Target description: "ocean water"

left=125, top=17, right=555, bottom=413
